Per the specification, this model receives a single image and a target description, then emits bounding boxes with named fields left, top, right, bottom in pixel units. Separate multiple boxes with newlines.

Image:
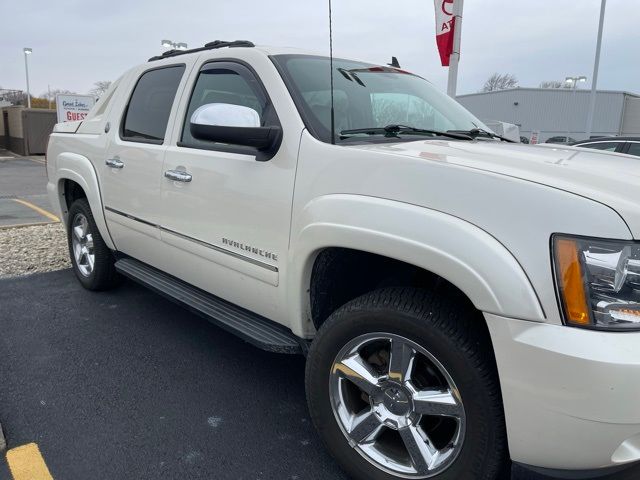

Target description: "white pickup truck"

left=46, top=40, right=640, bottom=480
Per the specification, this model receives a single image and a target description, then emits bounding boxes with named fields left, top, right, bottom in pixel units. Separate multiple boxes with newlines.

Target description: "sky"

left=1, top=0, right=638, bottom=98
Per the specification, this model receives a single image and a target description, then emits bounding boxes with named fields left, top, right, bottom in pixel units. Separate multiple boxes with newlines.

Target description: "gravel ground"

left=0, top=223, right=71, bottom=278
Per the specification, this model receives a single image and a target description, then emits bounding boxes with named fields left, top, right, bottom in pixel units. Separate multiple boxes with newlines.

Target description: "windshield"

left=272, top=54, right=486, bottom=144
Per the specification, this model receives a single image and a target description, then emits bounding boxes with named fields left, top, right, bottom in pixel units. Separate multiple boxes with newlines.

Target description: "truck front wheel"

left=305, top=287, right=508, bottom=480
left=67, top=199, right=120, bottom=291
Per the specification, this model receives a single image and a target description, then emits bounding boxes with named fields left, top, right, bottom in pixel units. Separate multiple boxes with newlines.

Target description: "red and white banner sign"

left=434, top=0, right=456, bottom=66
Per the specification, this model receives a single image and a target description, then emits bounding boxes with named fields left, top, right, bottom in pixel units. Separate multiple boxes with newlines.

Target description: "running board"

left=115, top=258, right=303, bottom=354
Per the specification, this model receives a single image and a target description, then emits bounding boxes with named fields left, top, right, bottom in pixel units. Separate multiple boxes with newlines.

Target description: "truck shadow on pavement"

left=0, top=269, right=635, bottom=480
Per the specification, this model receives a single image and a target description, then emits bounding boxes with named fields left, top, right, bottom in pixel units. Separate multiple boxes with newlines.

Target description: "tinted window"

left=580, top=142, right=619, bottom=152
left=547, top=136, right=574, bottom=143
left=627, top=143, right=640, bottom=157
left=122, top=65, right=185, bottom=142
left=181, top=64, right=267, bottom=148
left=272, top=55, right=486, bottom=144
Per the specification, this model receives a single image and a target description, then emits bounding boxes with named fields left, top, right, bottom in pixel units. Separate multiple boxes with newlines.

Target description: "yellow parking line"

left=6, top=443, right=54, bottom=480
left=27, top=157, right=45, bottom=165
left=12, top=199, right=59, bottom=222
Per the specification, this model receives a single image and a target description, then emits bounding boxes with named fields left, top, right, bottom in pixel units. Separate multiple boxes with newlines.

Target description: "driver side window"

left=181, top=63, right=266, bottom=149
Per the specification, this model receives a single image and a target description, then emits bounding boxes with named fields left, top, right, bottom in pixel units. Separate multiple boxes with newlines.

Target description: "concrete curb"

left=0, top=220, right=59, bottom=230
left=0, top=421, right=6, bottom=452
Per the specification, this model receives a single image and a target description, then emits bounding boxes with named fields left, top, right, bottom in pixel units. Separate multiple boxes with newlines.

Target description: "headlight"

left=553, top=235, right=640, bottom=331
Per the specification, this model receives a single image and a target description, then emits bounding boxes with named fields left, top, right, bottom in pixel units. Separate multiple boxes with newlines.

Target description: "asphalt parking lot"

left=0, top=150, right=59, bottom=228
left=0, top=269, right=348, bottom=480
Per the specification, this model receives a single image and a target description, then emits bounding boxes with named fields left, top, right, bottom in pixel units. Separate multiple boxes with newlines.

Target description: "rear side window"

left=580, top=141, right=619, bottom=152
left=121, top=65, right=185, bottom=143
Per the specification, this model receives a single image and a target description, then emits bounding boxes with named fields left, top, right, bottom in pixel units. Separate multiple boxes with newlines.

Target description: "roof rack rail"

left=148, top=40, right=255, bottom=62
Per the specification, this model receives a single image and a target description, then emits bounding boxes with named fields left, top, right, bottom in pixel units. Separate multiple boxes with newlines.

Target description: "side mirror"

left=190, top=103, right=281, bottom=153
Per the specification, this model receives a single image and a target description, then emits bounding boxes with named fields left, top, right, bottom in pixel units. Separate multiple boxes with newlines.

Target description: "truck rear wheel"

left=67, top=199, right=120, bottom=291
left=305, top=287, right=508, bottom=480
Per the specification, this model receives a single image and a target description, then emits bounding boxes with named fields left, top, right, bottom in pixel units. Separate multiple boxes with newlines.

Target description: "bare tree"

left=89, top=80, right=112, bottom=97
left=539, top=80, right=571, bottom=89
left=482, top=73, right=518, bottom=92
left=41, top=88, right=76, bottom=103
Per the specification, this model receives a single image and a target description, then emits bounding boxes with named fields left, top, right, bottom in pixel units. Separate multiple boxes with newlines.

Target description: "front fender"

left=287, top=195, right=544, bottom=337
left=49, top=152, right=116, bottom=250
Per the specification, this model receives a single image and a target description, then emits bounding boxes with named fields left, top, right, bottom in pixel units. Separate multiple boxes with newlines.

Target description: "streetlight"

left=565, top=76, right=587, bottom=141
left=565, top=76, right=587, bottom=87
left=23, top=48, right=32, bottom=108
left=586, top=0, right=607, bottom=139
left=161, top=40, right=188, bottom=50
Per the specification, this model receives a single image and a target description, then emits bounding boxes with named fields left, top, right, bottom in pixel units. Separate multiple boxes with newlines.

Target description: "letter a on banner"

left=434, top=0, right=455, bottom=66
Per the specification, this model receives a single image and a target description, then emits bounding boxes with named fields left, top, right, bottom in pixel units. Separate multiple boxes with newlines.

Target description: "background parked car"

left=572, top=136, right=640, bottom=157
left=545, top=135, right=576, bottom=144
left=520, top=136, right=529, bottom=144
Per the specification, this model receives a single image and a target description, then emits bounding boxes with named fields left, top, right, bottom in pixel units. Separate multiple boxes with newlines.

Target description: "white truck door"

left=101, top=63, right=188, bottom=267
left=158, top=59, right=298, bottom=324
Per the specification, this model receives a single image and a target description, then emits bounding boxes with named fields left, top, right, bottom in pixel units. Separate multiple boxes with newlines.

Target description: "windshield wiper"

left=340, top=124, right=473, bottom=140
left=448, top=128, right=516, bottom=143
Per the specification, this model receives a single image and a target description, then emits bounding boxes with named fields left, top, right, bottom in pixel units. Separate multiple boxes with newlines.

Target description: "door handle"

left=164, top=169, right=192, bottom=183
left=105, top=158, right=124, bottom=169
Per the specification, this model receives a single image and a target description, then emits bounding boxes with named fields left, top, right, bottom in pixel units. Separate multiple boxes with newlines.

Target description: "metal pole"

left=447, top=0, right=464, bottom=98
left=24, top=51, right=31, bottom=108
left=48, top=84, right=52, bottom=109
left=586, top=0, right=606, bottom=139
left=568, top=82, right=578, bottom=140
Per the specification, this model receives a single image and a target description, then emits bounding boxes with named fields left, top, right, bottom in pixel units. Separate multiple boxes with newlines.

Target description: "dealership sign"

left=55, top=94, right=96, bottom=123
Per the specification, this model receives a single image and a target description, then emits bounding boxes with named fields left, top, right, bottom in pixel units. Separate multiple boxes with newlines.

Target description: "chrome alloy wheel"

left=329, top=333, right=466, bottom=478
left=71, top=213, right=95, bottom=277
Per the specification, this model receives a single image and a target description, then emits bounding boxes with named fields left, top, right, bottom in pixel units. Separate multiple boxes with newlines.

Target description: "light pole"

left=23, top=48, right=32, bottom=108
left=565, top=75, right=586, bottom=141
left=586, top=0, right=607, bottom=139
left=446, top=0, right=464, bottom=98
left=161, top=40, right=188, bottom=50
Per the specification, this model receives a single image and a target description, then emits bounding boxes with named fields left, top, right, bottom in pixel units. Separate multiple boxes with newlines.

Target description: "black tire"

left=305, top=287, right=508, bottom=480
left=67, top=198, right=120, bottom=291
